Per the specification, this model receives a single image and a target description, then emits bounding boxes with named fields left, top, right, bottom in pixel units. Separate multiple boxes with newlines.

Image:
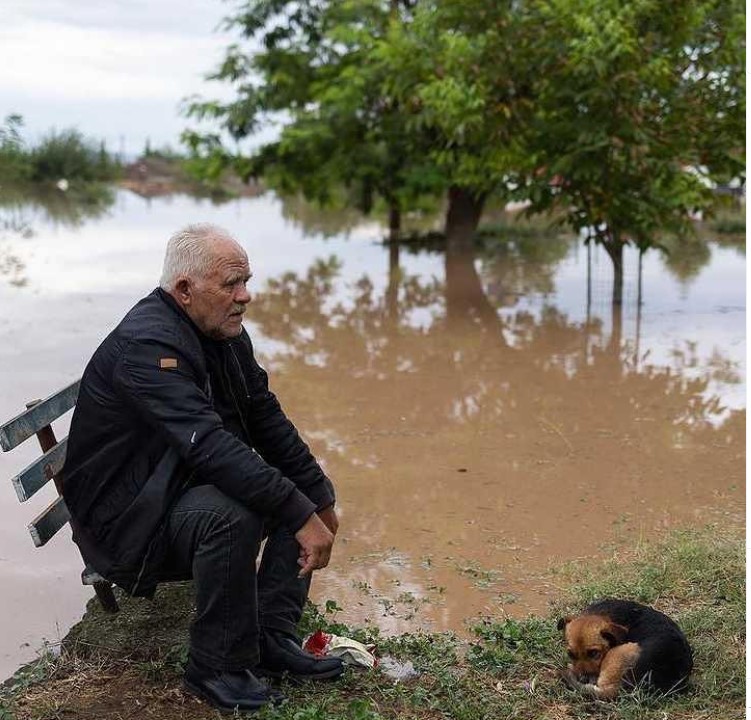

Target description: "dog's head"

left=557, top=614, right=628, bottom=682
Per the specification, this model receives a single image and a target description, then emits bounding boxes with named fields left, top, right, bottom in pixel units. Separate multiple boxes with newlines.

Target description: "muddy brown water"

left=0, top=190, right=744, bottom=681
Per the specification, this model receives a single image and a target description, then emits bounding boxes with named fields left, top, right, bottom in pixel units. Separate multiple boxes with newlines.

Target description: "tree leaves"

left=183, top=0, right=744, bottom=255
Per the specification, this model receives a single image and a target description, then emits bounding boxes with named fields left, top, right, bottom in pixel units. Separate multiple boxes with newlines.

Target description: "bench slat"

left=29, top=496, right=70, bottom=547
left=0, top=380, right=80, bottom=451
left=11, top=437, right=68, bottom=502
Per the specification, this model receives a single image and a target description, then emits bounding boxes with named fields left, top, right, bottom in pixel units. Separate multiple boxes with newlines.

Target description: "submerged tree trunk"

left=385, top=240, right=400, bottom=323
left=634, top=248, right=644, bottom=370
left=608, top=294, right=623, bottom=360
left=444, top=186, right=487, bottom=250
left=602, top=230, right=625, bottom=306
left=388, top=202, right=401, bottom=243
left=384, top=198, right=402, bottom=323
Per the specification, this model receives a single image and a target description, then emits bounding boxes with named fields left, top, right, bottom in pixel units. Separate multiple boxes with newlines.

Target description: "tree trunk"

left=602, top=232, right=625, bottom=306
left=634, top=248, right=644, bottom=367
left=608, top=295, right=623, bottom=359
left=444, top=186, right=486, bottom=251
left=586, top=240, right=593, bottom=321
left=385, top=240, right=400, bottom=322
left=388, top=202, right=401, bottom=243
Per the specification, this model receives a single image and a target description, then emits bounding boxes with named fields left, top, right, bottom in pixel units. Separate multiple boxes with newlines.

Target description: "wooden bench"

left=0, top=380, right=120, bottom=613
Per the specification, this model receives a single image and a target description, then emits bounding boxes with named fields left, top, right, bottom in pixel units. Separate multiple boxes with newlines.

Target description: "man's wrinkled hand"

left=294, top=513, right=334, bottom=577
left=317, top=505, right=339, bottom=536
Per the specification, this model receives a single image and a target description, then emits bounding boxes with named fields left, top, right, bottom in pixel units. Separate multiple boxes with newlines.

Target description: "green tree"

left=375, top=0, right=533, bottom=248
left=515, top=0, right=745, bottom=304
left=184, top=0, right=441, bottom=240
left=0, top=114, right=31, bottom=184
left=185, top=0, right=536, bottom=247
left=188, top=0, right=743, bottom=290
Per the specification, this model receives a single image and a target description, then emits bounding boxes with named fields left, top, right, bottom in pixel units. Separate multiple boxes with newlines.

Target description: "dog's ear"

left=557, top=616, right=572, bottom=632
left=600, top=622, right=628, bottom=646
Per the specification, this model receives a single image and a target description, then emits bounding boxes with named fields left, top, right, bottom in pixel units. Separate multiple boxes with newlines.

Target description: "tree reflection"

left=249, top=241, right=740, bottom=471
left=659, top=233, right=713, bottom=287
left=249, top=241, right=742, bottom=627
left=278, top=194, right=368, bottom=238
left=0, top=183, right=115, bottom=231
left=278, top=192, right=444, bottom=240
left=0, top=184, right=116, bottom=287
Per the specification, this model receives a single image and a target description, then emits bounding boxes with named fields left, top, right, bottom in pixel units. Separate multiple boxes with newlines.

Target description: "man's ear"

left=174, top=277, right=191, bottom=304
left=557, top=616, right=572, bottom=632
left=601, top=622, right=628, bottom=646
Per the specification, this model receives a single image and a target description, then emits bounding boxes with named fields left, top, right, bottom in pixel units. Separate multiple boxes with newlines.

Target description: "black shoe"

left=183, top=657, right=285, bottom=713
left=257, top=629, right=345, bottom=681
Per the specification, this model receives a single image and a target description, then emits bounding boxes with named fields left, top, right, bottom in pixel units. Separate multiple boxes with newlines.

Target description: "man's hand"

left=317, top=505, right=339, bottom=536
left=294, top=513, right=335, bottom=577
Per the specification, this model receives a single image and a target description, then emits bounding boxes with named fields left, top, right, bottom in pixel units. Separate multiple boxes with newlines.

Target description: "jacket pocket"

left=103, top=447, right=183, bottom=569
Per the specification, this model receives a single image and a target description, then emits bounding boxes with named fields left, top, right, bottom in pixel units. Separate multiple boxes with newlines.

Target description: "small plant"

left=468, top=617, right=558, bottom=672
left=0, top=647, right=60, bottom=718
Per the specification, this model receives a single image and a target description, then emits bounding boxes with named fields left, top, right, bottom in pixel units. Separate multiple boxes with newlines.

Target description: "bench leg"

left=93, top=581, right=119, bottom=613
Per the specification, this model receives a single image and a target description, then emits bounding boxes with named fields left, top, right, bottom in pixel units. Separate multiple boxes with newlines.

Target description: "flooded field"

left=0, top=189, right=744, bottom=681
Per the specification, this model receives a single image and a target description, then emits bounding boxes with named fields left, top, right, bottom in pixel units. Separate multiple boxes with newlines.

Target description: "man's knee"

left=171, top=484, right=264, bottom=550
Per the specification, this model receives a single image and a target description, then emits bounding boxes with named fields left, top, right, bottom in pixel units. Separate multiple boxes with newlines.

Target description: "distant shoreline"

left=119, top=154, right=263, bottom=200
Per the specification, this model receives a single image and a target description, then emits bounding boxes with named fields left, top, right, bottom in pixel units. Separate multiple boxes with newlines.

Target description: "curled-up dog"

left=558, top=599, right=693, bottom=700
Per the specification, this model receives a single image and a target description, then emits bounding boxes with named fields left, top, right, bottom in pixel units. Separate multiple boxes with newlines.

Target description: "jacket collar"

left=153, top=287, right=233, bottom=350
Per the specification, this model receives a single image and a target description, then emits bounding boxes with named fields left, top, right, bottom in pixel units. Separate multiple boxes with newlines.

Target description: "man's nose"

left=235, top=285, right=251, bottom=304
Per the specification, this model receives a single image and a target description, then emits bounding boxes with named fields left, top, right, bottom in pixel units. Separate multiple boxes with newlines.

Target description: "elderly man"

left=62, top=223, right=343, bottom=712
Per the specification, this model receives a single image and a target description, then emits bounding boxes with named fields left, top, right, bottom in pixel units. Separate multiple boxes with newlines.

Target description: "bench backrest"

left=2, top=380, right=120, bottom=613
left=0, top=380, right=80, bottom=546
left=0, top=380, right=119, bottom=613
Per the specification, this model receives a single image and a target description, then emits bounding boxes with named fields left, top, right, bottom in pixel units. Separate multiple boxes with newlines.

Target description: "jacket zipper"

left=227, top=343, right=253, bottom=442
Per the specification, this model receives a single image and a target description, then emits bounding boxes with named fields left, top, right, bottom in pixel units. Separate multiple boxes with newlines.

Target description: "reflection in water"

left=247, top=239, right=744, bottom=633
left=0, top=216, right=28, bottom=287
left=0, top=183, right=115, bottom=230
left=280, top=194, right=369, bottom=238
left=279, top=191, right=443, bottom=240
left=660, top=233, right=713, bottom=287
left=0, top=184, right=116, bottom=287
left=477, top=227, right=574, bottom=305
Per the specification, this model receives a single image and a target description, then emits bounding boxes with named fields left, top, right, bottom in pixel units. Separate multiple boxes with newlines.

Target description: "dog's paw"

left=558, top=667, right=581, bottom=690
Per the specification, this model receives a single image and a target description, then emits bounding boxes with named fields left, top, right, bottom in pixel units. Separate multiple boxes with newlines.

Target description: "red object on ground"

left=303, top=630, right=332, bottom=656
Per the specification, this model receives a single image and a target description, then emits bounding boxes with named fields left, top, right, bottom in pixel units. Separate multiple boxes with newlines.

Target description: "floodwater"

left=0, top=189, right=745, bottom=681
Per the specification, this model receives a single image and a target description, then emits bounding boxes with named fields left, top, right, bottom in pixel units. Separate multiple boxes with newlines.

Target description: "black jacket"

left=62, top=288, right=335, bottom=596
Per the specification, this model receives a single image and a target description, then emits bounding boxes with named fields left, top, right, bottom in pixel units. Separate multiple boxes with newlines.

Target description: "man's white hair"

left=159, top=223, right=238, bottom=291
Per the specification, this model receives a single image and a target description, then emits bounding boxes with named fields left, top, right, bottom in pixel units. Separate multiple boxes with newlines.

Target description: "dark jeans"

left=159, top=484, right=311, bottom=671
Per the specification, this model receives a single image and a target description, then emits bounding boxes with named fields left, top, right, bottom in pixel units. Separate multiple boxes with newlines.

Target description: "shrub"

left=29, top=129, right=120, bottom=183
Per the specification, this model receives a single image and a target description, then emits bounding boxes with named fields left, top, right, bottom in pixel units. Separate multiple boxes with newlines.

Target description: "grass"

left=0, top=525, right=744, bottom=720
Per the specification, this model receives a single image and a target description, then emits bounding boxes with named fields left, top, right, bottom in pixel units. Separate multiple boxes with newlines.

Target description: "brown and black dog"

left=558, top=599, right=693, bottom=700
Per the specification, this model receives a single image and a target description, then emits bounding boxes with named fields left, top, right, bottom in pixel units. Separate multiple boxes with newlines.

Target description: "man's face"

left=179, top=238, right=252, bottom=340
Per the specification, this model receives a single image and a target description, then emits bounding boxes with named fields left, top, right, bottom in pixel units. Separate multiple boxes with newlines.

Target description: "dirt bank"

left=119, top=155, right=263, bottom=199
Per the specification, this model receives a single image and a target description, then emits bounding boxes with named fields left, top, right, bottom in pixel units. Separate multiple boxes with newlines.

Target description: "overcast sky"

left=1, top=0, right=251, bottom=157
